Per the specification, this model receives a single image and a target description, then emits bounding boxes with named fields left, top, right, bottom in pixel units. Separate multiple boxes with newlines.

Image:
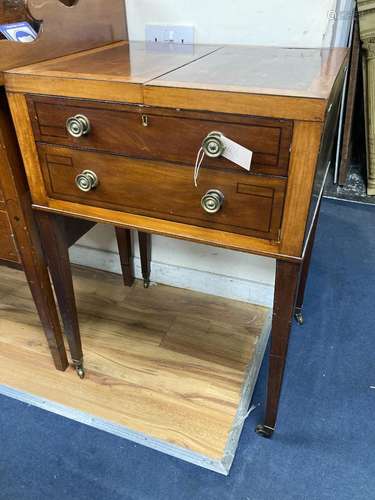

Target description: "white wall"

left=71, top=0, right=342, bottom=306
left=126, top=0, right=337, bottom=46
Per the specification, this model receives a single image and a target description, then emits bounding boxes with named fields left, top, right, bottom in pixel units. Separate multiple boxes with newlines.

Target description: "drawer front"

left=39, top=145, right=286, bottom=240
left=0, top=210, right=19, bottom=263
left=28, top=96, right=293, bottom=177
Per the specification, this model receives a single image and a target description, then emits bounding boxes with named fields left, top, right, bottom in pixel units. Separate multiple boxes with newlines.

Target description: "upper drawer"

left=27, top=96, right=293, bottom=177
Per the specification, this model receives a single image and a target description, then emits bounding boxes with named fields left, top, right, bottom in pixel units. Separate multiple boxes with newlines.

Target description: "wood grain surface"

left=7, top=92, right=48, bottom=205
left=0, top=265, right=270, bottom=459
left=149, top=46, right=348, bottom=100
left=38, top=144, right=287, bottom=241
left=5, top=41, right=220, bottom=102
left=6, top=45, right=347, bottom=262
left=0, top=0, right=127, bottom=80
left=28, top=95, right=292, bottom=177
left=145, top=47, right=348, bottom=121
left=6, top=43, right=348, bottom=122
left=279, top=121, right=323, bottom=256
left=0, top=88, right=69, bottom=370
left=13, top=41, right=219, bottom=83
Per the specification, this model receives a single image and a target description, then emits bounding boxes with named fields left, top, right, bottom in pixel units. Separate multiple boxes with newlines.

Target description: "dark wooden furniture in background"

left=0, top=1, right=25, bottom=24
left=0, top=0, right=77, bottom=23
left=0, top=0, right=151, bottom=378
left=338, top=12, right=363, bottom=186
left=0, top=88, right=68, bottom=371
left=6, top=42, right=347, bottom=435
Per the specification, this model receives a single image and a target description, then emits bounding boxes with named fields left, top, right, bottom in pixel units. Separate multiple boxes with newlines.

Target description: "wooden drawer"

left=0, top=210, right=19, bottom=263
left=39, top=144, right=286, bottom=240
left=28, top=96, right=293, bottom=177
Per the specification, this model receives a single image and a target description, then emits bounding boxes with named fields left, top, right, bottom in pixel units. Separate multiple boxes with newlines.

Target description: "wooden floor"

left=0, top=265, right=270, bottom=473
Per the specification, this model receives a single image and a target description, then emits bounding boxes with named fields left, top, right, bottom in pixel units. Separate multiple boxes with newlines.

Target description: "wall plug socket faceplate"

left=145, top=25, right=195, bottom=44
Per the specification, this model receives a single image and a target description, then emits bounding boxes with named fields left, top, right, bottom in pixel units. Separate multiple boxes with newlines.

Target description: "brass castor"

left=255, top=424, right=274, bottom=438
left=73, top=361, right=85, bottom=379
left=294, top=311, right=304, bottom=326
left=143, top=279, right=150, bottom=289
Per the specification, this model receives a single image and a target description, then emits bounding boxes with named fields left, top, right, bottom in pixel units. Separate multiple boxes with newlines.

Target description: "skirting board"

left=69, top=244, right=274, bottom=307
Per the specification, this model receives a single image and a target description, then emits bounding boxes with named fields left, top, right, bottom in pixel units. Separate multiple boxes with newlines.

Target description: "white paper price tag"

left=221, top=136, right=253, bottom=171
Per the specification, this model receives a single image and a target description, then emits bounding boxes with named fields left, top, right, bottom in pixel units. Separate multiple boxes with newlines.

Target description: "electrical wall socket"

left=145, top=25, right=195, bottom=44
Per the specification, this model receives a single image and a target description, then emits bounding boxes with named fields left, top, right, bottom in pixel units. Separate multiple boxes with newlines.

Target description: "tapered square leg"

left=256, top=259, right=301, bottom=437
left=115, top=227, right=134, bottom=287
left=138, top=232, right=151, bottom=288
left=115, top=229, right=152, bottom=288
left=295, top=202, right=322, bottom=326
left=37, top=212, right=84, bottom=378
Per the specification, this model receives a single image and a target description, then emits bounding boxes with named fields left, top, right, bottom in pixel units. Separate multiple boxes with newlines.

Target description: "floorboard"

left=0, top=265, right=270, bottom=474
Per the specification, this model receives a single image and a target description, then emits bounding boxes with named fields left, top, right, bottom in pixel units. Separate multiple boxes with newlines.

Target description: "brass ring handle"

left=202, top=131, right=226, bottom=158
left=75, top=170, right=98, bottom=192
left=66, top=114, right=91, bottom=138
left=201, top=189, right=224, bottom=214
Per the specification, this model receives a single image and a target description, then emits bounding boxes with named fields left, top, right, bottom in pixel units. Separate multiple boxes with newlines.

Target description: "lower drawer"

left=39, top=145, right=287, bottom=240
left=0, top=210, right=19, bottom=263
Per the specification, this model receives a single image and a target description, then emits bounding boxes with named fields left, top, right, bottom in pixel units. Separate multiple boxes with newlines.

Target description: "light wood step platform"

left=0, top=265, right=271, bottom=474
